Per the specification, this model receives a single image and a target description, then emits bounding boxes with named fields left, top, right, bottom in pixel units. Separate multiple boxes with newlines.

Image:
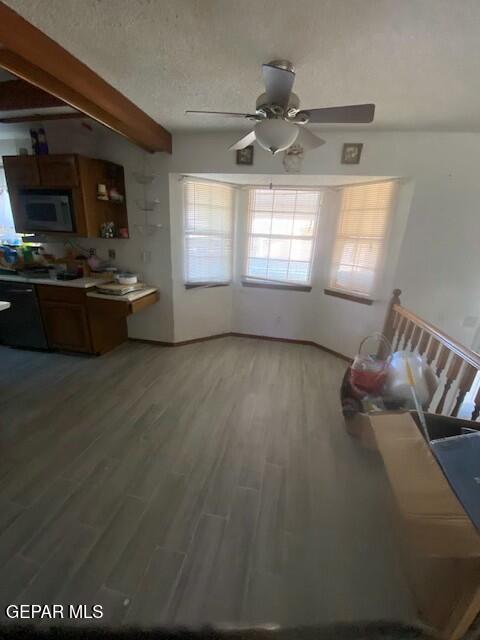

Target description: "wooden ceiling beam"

left=0, top=78, right=64, bottom=110
left=0, top=2, right=172, bottom=153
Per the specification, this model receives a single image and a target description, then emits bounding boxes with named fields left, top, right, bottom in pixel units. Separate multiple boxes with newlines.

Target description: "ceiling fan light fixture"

left=254, top=118, right=299, bottom=155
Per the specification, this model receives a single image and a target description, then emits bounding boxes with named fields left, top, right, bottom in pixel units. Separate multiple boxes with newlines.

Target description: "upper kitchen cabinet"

left=2, top=153, right=129, bottom=239
left=38, top=155, right=79, bottom=187
left=3, top=155, right=40, bottom=186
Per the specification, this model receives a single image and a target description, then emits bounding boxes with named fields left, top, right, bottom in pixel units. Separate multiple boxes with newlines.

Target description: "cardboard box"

left=368, top=411, right=480, bottom=558
left=363, top=410, right=480, bottom=639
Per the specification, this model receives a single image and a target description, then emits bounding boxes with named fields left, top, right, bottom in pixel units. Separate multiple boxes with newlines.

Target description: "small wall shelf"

left=135, top=199, right=161, bottom=212
left=134, top=164, right=161, bottom=240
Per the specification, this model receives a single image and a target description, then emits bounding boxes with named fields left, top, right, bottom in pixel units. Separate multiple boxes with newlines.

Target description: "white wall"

left=168, top=174, right=233, bottom=342
left=166, top=131, right=480, bottom=356
left=0, top=118, right=32, bottom=153
left=35, top=123, right=480, bottom=357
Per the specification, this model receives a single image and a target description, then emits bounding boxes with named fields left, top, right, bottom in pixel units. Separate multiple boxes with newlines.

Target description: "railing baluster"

left=387, top=311, right=398, bottom=349
left=418, top=331, right=430, bottom=358
left=402, top=320, right=414, bottom=351
left=395, top=316, right=407, bottom=352
left=426, top=338, right=440, bottom=366
left=410, top=326, right=422, bottom=353
left=435, top=345, right=450, bottom=378
left=451, top=363, right=477, bottom=417
left=436, top=353, right=462, bottom=415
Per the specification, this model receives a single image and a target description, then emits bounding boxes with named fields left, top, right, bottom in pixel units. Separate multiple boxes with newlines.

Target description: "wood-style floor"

left=0, top=337, right=414, bottom=628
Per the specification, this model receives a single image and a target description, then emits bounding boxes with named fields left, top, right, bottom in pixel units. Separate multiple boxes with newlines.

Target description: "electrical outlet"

left=108, top=249, right=116, bottom=260
left=88, top=248, right=96, bottom=256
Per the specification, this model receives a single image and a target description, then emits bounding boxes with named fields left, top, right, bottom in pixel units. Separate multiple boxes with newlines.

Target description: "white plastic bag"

left=385, top=351, right=438, bottom=409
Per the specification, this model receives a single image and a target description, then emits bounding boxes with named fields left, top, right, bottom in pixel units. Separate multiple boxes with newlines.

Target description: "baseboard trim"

left=130, top=333, right=231, bottom=348
left=129, top=332, right=351, bottom=362
left=230, top=333, right=352, bottom=362
left=229, top=332, right=313, bottom=346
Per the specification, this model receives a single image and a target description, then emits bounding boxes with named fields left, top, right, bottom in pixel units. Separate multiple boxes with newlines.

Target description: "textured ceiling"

left=4, top=0, right=480, bottom=133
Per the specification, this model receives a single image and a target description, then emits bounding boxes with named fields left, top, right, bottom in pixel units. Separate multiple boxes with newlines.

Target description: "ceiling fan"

left=186, top=60, right=375, bottom=155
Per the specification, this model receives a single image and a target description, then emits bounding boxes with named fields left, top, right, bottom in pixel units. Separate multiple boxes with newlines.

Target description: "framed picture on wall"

left=341, top=143, right=363, bottom=164
left=236, top=145, right=254, bottom=165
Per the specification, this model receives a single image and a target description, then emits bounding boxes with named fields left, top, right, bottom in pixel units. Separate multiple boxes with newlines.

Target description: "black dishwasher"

left=0, top=281, right=48, bottom=349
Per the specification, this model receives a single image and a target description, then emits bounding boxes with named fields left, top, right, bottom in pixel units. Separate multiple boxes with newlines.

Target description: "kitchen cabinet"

left=35, top=283, right=159, bottom=355
left=37, top=285, right=92, bottom=352
left=2, top=153, right=128, bottom=239
left=3, top=155, right=40, bottom=186
left=38, top=155, right=79, bottom=187
left=40, top=301, right=92, bottom=352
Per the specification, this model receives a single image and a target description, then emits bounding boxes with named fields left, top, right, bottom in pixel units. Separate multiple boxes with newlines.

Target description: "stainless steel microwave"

left=17, top=189, right=75, bottom=233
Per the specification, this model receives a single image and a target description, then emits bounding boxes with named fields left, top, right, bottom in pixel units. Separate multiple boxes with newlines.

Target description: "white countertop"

left=0, top=274, right=112, bottom=288
left=86, top=287, right=158, bottom=303
left=0, top=301, right=10, bottom=312
left=0, top=274, right=158, bottom=304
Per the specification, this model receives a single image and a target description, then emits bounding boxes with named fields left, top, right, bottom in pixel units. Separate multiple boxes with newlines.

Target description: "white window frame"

left=243, top=187, right=322, bottom=290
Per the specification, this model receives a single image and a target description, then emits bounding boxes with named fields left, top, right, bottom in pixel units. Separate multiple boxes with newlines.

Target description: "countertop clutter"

left=87, top=287, right=158, bottom=303
left=0, top=273, right=110, bottom=288
left=0, top=273, right=157, bottom=304
left=0, top=274, right=159, bottom=355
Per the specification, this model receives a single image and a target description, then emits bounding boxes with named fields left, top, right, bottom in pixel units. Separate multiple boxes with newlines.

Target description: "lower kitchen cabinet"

left=35, top=284, right=159, bottom=355
left=37, top=284, right=121, bottom=355
left=40, top=300, right=92, bottom=352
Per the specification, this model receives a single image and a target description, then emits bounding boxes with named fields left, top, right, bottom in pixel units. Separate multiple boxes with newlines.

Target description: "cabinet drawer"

left=36, top=284, right=87, bottom=304
left=38, top=155, right=79, bottom=187
left=3, top=155, right=40, bottom=186
left=130, top=291, right=160, bottom=314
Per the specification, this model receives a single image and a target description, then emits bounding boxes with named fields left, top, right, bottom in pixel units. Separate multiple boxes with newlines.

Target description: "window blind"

left=330, top=181, right=396, bottom=297
left=245, top=188, right=322, bottom=286
left=183, top=180, right=234, bottom=285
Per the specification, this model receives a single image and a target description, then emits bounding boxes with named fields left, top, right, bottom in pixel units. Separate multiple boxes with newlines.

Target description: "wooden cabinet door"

left=38, top=155, right=79, bottom=187
left=3, top=155, right=40, bottom=186
left=40, top=301, right=92, bottom=352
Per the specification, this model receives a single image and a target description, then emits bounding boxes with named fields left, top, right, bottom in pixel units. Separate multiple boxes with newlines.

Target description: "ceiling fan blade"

left=229, top=130, right=256, bottom=151
left=262, top=64, right=295, bottom=107
left=296, top=103, right=375, bottom=124
left=186, top=110, right=259, bottom=119
left=294, top=126, right=325, bottom=150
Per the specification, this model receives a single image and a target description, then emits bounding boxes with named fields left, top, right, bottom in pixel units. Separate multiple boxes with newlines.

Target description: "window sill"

left=185, top=282, right=230, bottom=290
left=242, top=280, right=312, bottom=292
left=324, top=288, right=374, bottom=305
